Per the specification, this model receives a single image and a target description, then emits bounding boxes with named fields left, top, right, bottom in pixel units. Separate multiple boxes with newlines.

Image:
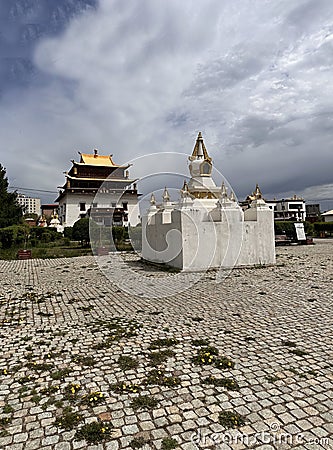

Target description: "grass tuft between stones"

left=118, top=355, right=139, bottom=370
left=218, top=411, right=245, bottom=429
left=75, top=420, right=112, bottom=444
left=148, top=349, right=175, bottom=366
left=148, top=338, right=178, bottom=350
left=202, top=375, right=239, bottom=391
left=162, top=437, right=179, bottom=449
left=55, top=407, right=83, bottom=430
left=129, top=436, right=151, bottom=448
left=130, top=395, right=158, bottom=411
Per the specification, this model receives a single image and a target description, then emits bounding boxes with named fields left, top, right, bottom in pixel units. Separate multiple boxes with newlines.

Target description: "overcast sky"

left=1, top=0, right=333, bottom=209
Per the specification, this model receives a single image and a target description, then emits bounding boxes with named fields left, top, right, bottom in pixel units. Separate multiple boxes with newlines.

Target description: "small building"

left=322, top=209, right=333, bottom=222
left=24, top=218, right=37, bottom=227
left=56, top=149, right=139, bottom=227
left=142, top=132, right=275, bottom=271
left=17, top=194, right=41, bottom=215
left=272, top=196, right=306, bottom=222
left=306, top=204, right=321, bottom=223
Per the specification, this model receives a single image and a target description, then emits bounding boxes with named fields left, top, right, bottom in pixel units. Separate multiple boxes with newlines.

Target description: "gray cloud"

left=0, top=0, right=332, bottom=208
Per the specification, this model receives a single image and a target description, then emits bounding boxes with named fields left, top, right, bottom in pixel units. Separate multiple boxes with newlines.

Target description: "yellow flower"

left=3, top=369, right=7, bottom=374
left=101, top=428, right=106, bottom=433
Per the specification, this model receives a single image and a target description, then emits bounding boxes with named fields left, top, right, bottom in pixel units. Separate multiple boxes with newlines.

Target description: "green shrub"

left=72, top=218, right=90, bottom=245
left=274, top=221, right=297, bottom=239
left=304, top=221, right=314, bottom=236
left=112, top=226, right=125, bottom=243
left=63, top=227, right=73, bottom=240
left=313, top=222, right=333, bottom=236
left=0, top=225, right=28, bottom=248
left=29, top=226, right=59, bottom=243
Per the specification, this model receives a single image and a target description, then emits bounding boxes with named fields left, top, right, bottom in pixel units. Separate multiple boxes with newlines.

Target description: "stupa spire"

left=150, top=193, right=156, bottom=206
left=189, top=132, right=212, bottom=162
left=221, top=181, right=228, bottom=200
left=254, top=183, right=263, bottom=200
left=162, top=187, right=170, bottom=203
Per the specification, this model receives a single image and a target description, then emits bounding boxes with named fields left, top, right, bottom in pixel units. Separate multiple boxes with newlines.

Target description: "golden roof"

left=79, top=150, right=117, bottom=167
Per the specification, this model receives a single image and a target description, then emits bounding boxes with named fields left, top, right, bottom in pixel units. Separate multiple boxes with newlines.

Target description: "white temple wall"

left=60, top=193, right=94, bottom=227
left=60, top=192, right=140, bottom=227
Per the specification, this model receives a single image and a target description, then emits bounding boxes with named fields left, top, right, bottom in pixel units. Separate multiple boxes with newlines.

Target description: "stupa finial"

left=162, top=187, right=170, bottom=203
left=221, top=181, right=228, bottom=199
left=254, top=183, right=263, bottom=200
left=150, top=192, right=156, bottom=206
left=189, top=132, right=212, bottom=162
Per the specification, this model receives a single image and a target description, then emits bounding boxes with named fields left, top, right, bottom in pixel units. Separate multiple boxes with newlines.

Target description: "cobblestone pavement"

left=0, top=240, right=332, bottom=450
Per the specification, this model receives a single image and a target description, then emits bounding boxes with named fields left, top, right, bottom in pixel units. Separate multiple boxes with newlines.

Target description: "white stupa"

left=142, top=132, right=275, bottom=271
left=49, top=211, right=64, bottom=233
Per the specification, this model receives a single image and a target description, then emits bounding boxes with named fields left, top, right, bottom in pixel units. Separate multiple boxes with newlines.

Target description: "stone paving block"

left=54, top=444, right=71, bottom=450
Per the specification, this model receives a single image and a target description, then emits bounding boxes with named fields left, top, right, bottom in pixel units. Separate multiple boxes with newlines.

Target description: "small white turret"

left=162, top=187, right=170, bottom=203
left=178, top=181, right=194, bottom=209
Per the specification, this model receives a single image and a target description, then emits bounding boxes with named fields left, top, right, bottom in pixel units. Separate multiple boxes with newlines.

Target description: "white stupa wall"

left=142, top=210, right=184, bottom=268
left=142, top=201, right=275, bottom=271
left=239, top=204, right=276, bottom=266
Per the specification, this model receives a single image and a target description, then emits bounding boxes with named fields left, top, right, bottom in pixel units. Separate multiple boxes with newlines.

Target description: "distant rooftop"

left=322, top=209, right=333, bottom=216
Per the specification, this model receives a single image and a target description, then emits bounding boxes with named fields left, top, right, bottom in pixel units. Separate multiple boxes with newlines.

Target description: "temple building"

left=142, top=132, right=275, bottom=271
left=56, top=149, right=139, bottom=227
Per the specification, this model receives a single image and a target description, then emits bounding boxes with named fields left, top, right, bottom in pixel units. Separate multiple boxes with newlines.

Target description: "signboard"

left=294, top=223, right=306, bottom=241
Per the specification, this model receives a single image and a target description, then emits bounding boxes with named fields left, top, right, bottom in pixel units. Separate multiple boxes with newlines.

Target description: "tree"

left=0, top=164, right=23, bottom=228
left=72, top=218, right=90, bottom=245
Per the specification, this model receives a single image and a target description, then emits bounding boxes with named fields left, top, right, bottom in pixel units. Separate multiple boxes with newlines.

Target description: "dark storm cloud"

left=0, top=0, right=332, bottom=207
left=0, top=0, right=96, bottom=92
